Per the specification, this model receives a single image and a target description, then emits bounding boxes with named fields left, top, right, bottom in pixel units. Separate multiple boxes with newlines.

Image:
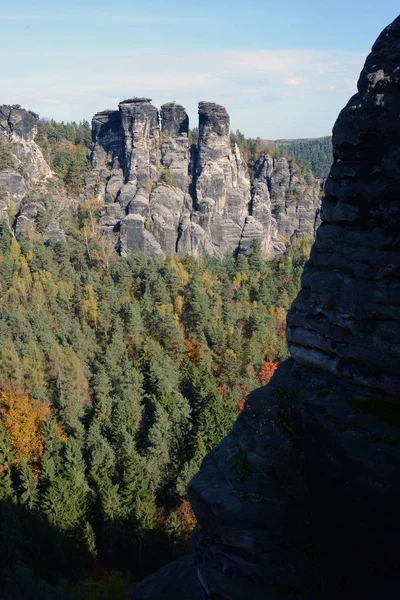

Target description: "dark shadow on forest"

left=0, top=498, right=185, bottom=599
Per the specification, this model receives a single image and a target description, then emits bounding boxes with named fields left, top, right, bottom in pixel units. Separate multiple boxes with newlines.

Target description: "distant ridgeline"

left=0, top=101, right=331, bottom=259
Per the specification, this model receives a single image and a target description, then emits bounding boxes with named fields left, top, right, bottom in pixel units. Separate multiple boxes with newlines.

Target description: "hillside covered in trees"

left=0, top=212, right=311, bottom=596
left=231, top=130, right=333, bottom=179
left=274, top=136, right=333, bottom=179
left=35, top=118, right=92, bottom=193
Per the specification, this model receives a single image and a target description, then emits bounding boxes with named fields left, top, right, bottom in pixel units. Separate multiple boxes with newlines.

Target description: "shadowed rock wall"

left=287, top=19, right=400, bottom=395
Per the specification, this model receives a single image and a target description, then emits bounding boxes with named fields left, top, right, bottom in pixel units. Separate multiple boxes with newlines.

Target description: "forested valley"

left=0, top=216, right=311, bottom=597
left=0, top=115, right=326, bottom=598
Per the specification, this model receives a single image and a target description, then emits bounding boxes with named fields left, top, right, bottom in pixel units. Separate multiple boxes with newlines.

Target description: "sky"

left=0, top=1, right=399, bottom=138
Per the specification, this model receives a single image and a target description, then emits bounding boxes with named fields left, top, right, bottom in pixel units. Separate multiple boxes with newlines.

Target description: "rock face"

left=286, top=18, right=400, bottom=396
left=160, top=102, right=189, bottom=193
left=189, top=101, right=250, bottom=256
left=0, top=104, right=51, bottom=215
left=241, top=153, right=321, bottom=257
left=133, top=556, right=205, bottom=600
left=88, top=99, right=321, bottom=259
left=0, top=105, right=67, bottom=239
left=133, top=15, right=400, bottom=600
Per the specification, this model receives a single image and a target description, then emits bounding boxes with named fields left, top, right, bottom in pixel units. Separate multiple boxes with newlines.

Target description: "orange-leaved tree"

left=175, top=500, right=197, bottom=542
left=185, top=339, right=201, bottom=365
left=259, top=360, right=278, bottom=384
left=0, top=385, right=64, bottom=473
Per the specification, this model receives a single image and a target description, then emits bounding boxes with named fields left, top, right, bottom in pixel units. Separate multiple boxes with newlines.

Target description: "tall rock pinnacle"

left=118, top=98, right=160, bottom=192
left=191, top=101, right=251, bottom=255
left=133, top=14, right=400, bottom=600
left=160, top=102, right=189, bottom=192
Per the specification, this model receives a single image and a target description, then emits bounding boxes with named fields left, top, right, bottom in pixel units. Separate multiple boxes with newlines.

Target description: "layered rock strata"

left=88, top=99, right=321, bottom=259
left=133, top=15, right=400, bottom=600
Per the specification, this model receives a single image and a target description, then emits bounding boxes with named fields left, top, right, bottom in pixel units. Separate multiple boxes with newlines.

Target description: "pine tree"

left=0, top=422, right=16, bottom=501
left=120, top=449, right=154, bottom=525
left=18, top=460, right=38, bottom=510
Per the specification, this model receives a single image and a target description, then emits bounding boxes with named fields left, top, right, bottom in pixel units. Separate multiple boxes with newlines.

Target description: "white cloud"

left=1, top=47, right=365, bottom=138
left=283, top=76, right=308, bottom=86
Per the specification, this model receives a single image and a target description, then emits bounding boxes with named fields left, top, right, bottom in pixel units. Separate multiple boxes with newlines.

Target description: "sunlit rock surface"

left=89, top=99, right=321, bottom=259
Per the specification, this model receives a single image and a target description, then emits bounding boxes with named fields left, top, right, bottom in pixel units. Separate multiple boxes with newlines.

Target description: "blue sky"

left=1, top=1, right=398, bottom=138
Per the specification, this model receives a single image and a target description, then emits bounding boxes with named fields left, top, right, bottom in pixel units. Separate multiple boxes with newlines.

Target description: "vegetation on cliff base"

left=36, top=119, right=91, bottom=193
left=230, top=129, right=332, bottom=179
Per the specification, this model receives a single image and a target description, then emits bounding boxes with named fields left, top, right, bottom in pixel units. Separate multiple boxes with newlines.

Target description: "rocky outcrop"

left=0, top=105, right=69, bottom=239
left=133, top=556, right=205, bottom=599
left=0, top=104, right=51, bottom=214
left=89, top=99, right=321, bottom=259
left=88, top=98, right=161, bottom=211
left=185, top=101, right=250, bottom=256
left=240, top=154, right=322, bottom=257
left=160, top=102, right=189, bottom=193
left=133, top=15, right=400, bottom=600
left=286, top=17, right=400, bottom=396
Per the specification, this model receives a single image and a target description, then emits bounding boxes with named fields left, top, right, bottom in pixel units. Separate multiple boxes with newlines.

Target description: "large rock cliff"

left=88, top=99, right=321, bottom=259
left=0, top=106, right=71, bottom=240
left=286, top=21, right=400, bottom=396
left=0, top=105, right=51, bottom=219
left=133, top=14, right=400, bottom=600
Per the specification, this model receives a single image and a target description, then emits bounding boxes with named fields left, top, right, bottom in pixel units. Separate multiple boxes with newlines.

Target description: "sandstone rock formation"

left=286, top=19, right=400, bottom=396
left=89, top=99, right=321, bottom=259
left=160, top=102, right=189, bottom=193
left=241, top=153, right=321, bottom=257
left=133, top=14, right=400, bottom=600
left=0, top=105, right=70, bottom=239
left=0, top=104, right=51, bottom=216
left=189, top=101, right=251, bottom=256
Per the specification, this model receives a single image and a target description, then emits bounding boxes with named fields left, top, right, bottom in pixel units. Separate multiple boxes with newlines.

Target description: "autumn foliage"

left=237, top=383, right=249, bottom=412
left=259, top=361, right=278, bottom=384
left=0, top=384, right=65, bottom=473
left=175, top=500, right=197, bottom=540
left=0, top=215, right=311, bottom=591
left=185, top=339, right=201, bottom=365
